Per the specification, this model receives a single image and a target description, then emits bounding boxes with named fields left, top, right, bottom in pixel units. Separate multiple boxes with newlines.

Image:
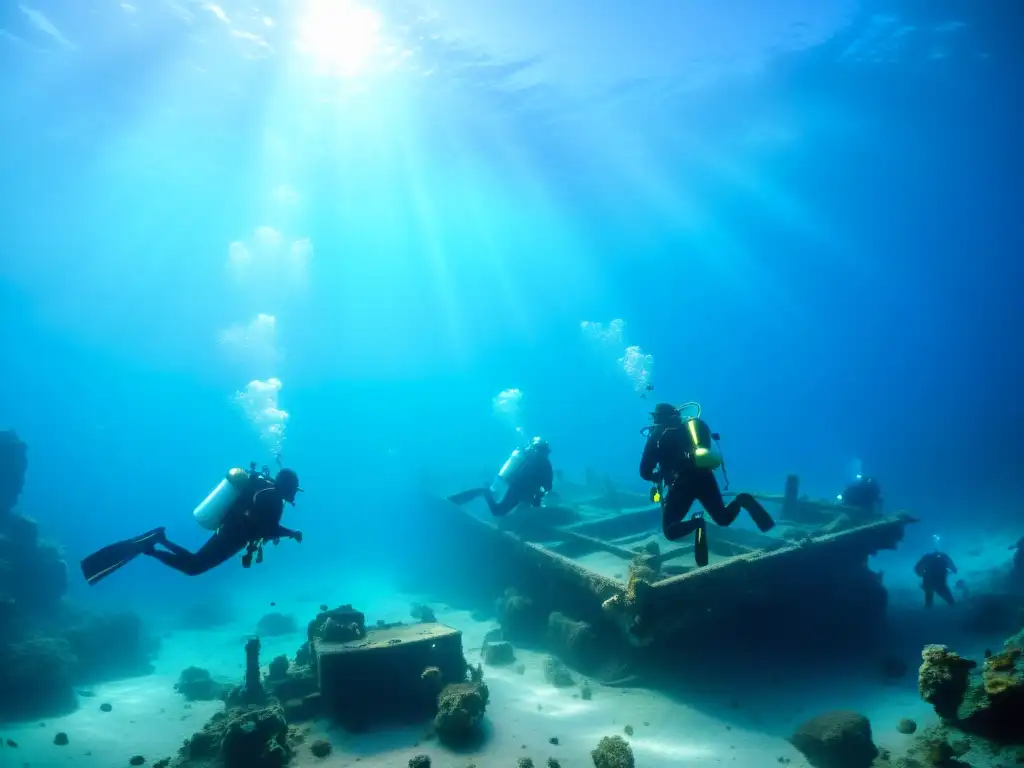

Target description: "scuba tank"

left=683, top=416, right=723, bottom=470
left=193, top=467, right=250, bottom=530
left=489, top=448, right=527, bottom=505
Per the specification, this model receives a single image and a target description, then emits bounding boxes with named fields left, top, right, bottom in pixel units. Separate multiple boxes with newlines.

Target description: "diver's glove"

left=292, top=530, right=303, bottom=543
left=531, top=492, right=546, bottom=508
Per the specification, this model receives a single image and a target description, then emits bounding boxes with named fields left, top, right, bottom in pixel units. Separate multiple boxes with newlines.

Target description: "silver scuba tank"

left=489, top=448, right=527, bottom=504
left=192, top=467, right=250, bottom=530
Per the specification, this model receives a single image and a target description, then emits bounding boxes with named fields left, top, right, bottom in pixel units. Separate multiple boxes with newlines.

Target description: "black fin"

left=81, top=527, right=165, bottom=586
left=694, top=522, right=709, bottom=567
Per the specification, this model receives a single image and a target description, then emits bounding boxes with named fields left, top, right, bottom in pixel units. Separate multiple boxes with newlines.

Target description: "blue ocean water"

left=0, top=0, right=1022, bottom=765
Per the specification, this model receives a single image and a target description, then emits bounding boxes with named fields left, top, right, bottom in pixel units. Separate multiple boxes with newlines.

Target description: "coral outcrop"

left=547, top=612, right=601, bottom=671
left=0, top=430, right=158, bottom=721
left=434, top=680, right=489, bottom=746
left=256, top=613, right=297, bottom=637
left=482, top=639, right=515, bottom=666
left=542, top=656, right=575, bottom=688
left=917, top=632, right=1024, bottom=744
left=163, top=702, right=297, bottom=768
left=918, top=644, right=977, bottom=720
left=788, top=711, right=878, bottom=768
left=591, top=735, right=635, bottom=768
left=175, top=667, right=231, bottom=702
left=496, top=587, right=544, bottom=641
left=0, top=635, right=78, bottom=719
left=410, top=603, right=437, bottom=623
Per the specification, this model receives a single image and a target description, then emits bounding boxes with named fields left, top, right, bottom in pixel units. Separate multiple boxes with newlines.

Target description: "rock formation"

left=0, top=429, right=157, bottom=721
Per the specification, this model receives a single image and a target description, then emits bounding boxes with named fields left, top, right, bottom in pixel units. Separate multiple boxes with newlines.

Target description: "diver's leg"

left=485, top=491, right=519, bottom=517
left=936, top=583, right=955, bottom=606
left=662, top=486, right=699, bottom=541
left=447, top=488, right=487, bottom=506
left=923, top=586, right=934, bottom=608
left=156, top=538, right=191, bottom=557
left=694, top=472, right=739, bottom=527
left=148, top=532, right=243, bottom=576
left=730, top=493, right=776, bottom=532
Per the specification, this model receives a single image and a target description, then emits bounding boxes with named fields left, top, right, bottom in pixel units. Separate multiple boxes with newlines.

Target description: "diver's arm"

left=539, top=460, right=554, bottom=492
left=639, top=437, right=660, bottom=482
left=251, top=489, right=299, bottom=541
left=945, top=555, right=958, bottom=574
left=271, top=524, right=301, bottom=541
left=913, top=558, right=926, bottom=577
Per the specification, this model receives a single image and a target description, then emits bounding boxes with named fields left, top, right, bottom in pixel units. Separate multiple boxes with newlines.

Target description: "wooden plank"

left=541, top=527, right=641, bottom=561
left=519, top=540, right=625, bottom=593
left=650, top=543, right=695, bottom=565
left=649, top=515, right=912, bottom=593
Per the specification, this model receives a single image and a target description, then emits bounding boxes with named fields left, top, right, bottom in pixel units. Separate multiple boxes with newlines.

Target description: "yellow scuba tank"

left=193, top=468, right=250, bottom=530
left=683, top=417, right=723, bottom=470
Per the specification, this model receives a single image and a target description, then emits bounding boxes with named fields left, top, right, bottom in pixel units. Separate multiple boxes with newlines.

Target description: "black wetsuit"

left=639, top=422, right=774, bottom=542
left=456, top=451, right=554, bottom=517
left=1014, top=538, right=1024, bottom=581
left=148, top=479, right=297, bottom=576
left=914, top=551, right=957, bottom=608
left=483, top=452, right=554, bottom=517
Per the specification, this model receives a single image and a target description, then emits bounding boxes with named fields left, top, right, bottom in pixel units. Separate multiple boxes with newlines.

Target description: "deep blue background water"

left=0, top=0, right=1021, bottom=610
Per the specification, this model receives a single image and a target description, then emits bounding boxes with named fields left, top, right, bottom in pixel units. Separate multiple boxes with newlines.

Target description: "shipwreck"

left=414, top=471, right=916, bottom=669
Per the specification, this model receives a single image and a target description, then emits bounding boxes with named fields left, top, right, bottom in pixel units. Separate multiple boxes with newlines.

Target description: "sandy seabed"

left=0, top=582, right=988, bottom=768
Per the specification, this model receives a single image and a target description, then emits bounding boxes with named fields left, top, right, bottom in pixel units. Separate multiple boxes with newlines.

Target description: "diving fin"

left=694, top=520, right=709, bottom=567
left=81, top=527, right=166, bottom=586
left=447, top=488, right=486, bottom=506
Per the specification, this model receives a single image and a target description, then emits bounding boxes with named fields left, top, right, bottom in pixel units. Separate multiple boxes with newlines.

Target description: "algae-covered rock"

left=918, top=645, right=976, bottom=720
left=410, top=603, right=436, bottom=623
left=171, top=702, right=293, bottom=768
left=433, top=681, right=489, bottom=746
left=547, top=612, right=600, bottom=670
left=310, top=605, right=366, bottom=644
left=897, top=718, right=917, bottom=734
left=266, top=655, right=290, bottom=681
left=256, top=612, right=297, bottom=637
left=0, top=636, right=78, bottom=719
left=591, top=734, right=634, bottom=768
left=788, top=710, right=878, bottom=768
left=482, top=640, right=515, bottom=666
left=918, top=637, right=1024, bottom=744
left=905, top=724, right=971, bottom=767
left=543, top=656, right=574, bottom=688
left=174, top=666, right=230, bottom=702
left=497, top=588, right=543, bottom=641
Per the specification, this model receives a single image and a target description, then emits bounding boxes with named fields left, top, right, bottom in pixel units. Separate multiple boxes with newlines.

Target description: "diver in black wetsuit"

left=640, top=403, right=775, bottom=567
left=81, top=468, right=303, bottom=585
left=448, top=437, right=554, bottom=517
left=839, top=475, right=884, bottom=515
left=914, top=549, right=957, bottom=608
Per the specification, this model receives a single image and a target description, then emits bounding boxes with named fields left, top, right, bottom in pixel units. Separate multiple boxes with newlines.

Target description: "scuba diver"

left=914, top=545, right=957, bottom=608
left=837, top=474, right=884, bottom=515
left=447, top=436, right=554, bottom=517
left=81, top=464, right=302, bottom=585
left=640, top=403, right=775, bottom=567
